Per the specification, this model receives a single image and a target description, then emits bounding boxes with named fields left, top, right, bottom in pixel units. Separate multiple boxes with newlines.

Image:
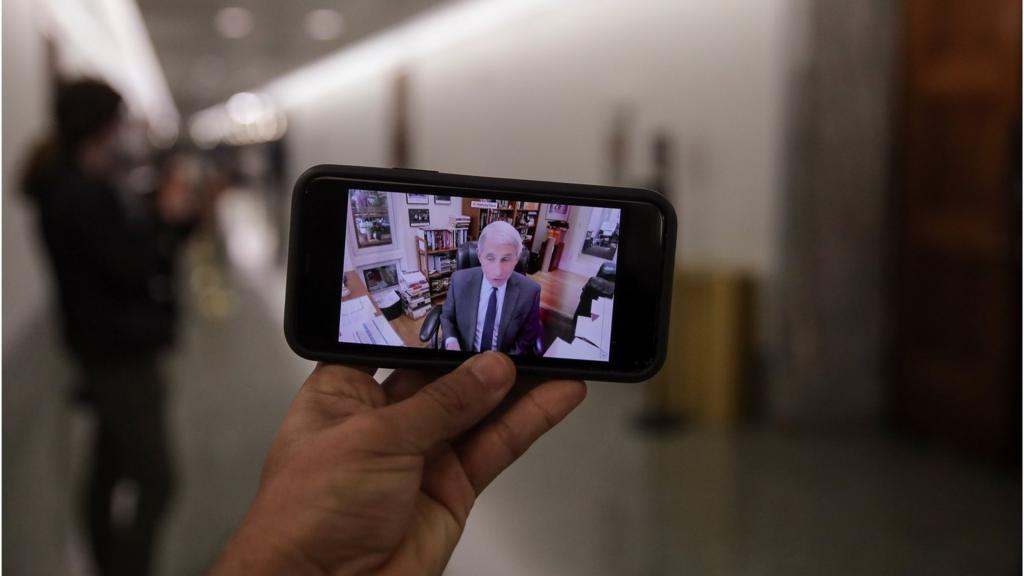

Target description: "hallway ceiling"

left=137, top=0, right=447, bottom=114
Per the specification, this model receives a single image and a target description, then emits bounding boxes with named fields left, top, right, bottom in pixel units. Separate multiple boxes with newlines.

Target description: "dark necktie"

left=480, top=286, right=498, bottom=352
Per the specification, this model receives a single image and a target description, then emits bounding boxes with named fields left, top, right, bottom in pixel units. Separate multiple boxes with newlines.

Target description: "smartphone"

left=284, top=165, right=676, bottom=382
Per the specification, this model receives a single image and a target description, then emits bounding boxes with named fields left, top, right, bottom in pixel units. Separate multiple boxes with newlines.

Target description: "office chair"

left=418, top=240, right=529, bottom=348
left=574, top=262, right=615, bottom=318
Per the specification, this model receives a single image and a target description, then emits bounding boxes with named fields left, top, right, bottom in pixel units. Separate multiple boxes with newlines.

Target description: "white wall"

left=394, top=196, right=465, bottom=273
left=285, top=0, right=796, bottom=279
left=556, top=206, right=611, bottom=278
left=2, top=6, right=69, bottom=575
left=342, top=192, right=467, bottom=277
left=3, top=0, right=51, bottom=352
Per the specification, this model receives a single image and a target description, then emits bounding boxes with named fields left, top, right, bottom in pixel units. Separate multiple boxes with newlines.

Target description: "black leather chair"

left=418, top=241, right=529, bottom=347
left=574, top=262, right=616, bottom=318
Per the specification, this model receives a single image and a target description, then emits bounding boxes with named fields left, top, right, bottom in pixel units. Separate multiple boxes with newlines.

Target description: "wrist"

left=209, top=514, right=324, bottom=576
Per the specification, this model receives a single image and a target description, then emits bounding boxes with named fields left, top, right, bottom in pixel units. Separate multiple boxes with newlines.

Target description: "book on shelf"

left=482, top=212, right=512, bottom=227
left=399, top=269, right=433, bottom=318
left=426, top=254, right=454, bottom=276
left=402, top=295, right=431, bottom=309
left=401, top=290, right=431, bottom=305
left=400, top=289, right=432, bottom=319
left=430, top=276, right=452, bottom=294
left=419, top=228, right=455, bottom=251
left=399, top=281, right=430, bottom=296
left=405, top=304, right=431, bottom=319
left=515, top=212, right=536, bottom=227
left=450, top=215, right=470, bottom=228
left=399, top=270, right=428, bottom=288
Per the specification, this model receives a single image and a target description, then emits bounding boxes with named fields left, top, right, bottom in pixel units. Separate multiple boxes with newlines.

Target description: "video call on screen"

left=340, top=189, right=619, bottom=362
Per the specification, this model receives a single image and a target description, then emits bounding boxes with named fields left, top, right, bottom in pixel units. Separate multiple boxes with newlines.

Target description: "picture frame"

left=349, top=190, right=393, bottom=249
left=362, top=263, right=399, bottom=293
left=409, top=208, right=431, bottom=227
left=406, top=193, right=429, bottom=205
left=433, top=195, right=452, bottom=205
left=547, top=203, right=570, bottom=220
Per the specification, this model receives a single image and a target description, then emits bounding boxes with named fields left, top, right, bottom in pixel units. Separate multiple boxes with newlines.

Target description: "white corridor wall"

left=284, top=0, right=798, bottom=278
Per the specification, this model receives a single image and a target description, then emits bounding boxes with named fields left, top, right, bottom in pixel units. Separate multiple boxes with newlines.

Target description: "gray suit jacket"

left=440, top=268, right=542, bottom=355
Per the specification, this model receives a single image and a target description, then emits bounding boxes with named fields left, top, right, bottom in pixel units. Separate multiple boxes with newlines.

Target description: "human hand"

left=209, top=352, right=586, bottom=576
left=156, top=158, right=197, bottom=223
left=445, top=339, right=461, bottom=351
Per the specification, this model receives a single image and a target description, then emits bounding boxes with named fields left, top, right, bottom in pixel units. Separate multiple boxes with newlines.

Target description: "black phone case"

left=284, top=164, right=677, bottom=382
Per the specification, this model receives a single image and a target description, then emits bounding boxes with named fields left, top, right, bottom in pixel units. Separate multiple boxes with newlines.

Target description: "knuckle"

left=492, top=418, right=526, bottom=460
left=525, top=390, right=560, bottom=428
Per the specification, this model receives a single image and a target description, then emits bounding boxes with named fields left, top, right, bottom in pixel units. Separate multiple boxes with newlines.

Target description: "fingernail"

left=468, top=352, right=513, bottom=392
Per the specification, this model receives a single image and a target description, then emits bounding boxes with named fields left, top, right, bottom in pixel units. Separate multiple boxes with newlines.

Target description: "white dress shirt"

left=445, top=277, right=508, bottom=352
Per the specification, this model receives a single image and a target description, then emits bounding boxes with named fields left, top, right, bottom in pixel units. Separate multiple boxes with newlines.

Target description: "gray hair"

left=478, top=220, right=523, bottom=257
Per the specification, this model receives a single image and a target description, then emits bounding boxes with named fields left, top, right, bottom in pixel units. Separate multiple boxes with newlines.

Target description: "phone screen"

left=339, top=189, right=620, bottom=362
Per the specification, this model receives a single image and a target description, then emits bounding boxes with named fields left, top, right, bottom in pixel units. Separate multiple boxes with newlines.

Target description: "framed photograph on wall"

left=349, top=190, right=394, bottom=249
left=409, top=208, right=431, bottom=227
left=406, top=193, right=429, bottom=205
left=433, top=195, right=452, bottom=205
left=547, top=203, right=570, bottom=220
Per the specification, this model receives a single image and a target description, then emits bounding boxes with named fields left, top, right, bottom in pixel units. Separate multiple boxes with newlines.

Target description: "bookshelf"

left=464, top=199, right=540, bottom=251
left=415, top=221, right=470, bottom=302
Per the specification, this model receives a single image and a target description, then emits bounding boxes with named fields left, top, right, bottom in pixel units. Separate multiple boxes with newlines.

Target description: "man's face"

left=479, top=239, right=518, bottom=287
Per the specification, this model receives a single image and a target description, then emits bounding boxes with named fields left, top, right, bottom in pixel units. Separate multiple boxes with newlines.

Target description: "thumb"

left=376, top=351, right=515, bottom=453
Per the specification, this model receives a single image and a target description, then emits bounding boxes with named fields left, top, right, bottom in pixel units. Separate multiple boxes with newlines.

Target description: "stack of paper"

left=575, top=296, right=613, bottom=354
left=372, top=290, right=400, bottom=309
left=340, top=296, right=375, bottom=324
left=543, top=337, right=604, bottom=361
left=338, top=296, right=404, bottom=346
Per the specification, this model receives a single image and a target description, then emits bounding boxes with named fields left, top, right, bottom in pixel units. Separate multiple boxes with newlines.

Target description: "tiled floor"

left=3, top=267, right=1019, bottom=576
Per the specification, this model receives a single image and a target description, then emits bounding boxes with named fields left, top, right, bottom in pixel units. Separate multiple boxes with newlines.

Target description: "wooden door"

left=895, top=0, right=1020, bottom=463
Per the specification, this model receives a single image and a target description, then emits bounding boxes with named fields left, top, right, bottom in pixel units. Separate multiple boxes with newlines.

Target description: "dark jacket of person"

left=440, top=268, right=543, bottom=355
left=23, top=146, right=186, bottom=357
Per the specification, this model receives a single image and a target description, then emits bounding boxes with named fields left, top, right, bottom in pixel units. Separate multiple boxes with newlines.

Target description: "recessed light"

left=226, top=92, right=264, bottom=124
left=215, top=7, right=254, bottom=39
left=304, top=8, right=344, bottom=41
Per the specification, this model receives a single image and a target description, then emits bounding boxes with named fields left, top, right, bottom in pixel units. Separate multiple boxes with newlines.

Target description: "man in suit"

left=441, top=221, right=543, bottom=355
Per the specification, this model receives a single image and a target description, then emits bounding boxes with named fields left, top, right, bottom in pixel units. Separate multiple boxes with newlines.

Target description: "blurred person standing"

left=21, top=78, right=196, bottom=576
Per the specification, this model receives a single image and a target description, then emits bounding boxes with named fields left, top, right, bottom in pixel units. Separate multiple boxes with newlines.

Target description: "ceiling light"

left=226, top=91, right=263, bottom=124
left=37, top=0, right=179, bottom=141
left=264, top=0, right=580, bottom=111
left=215, top=6, right=254, bottom=39
left=304, top=8, right=345, bottom=41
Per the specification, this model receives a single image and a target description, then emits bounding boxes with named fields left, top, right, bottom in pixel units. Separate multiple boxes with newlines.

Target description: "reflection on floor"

left=531, top=269, right=589, bottom=319
left=2, top=267, right=1018, bottom=576
left=390, top=312, right=429, bottom=347
left=582, top=244, right=617, bottom=260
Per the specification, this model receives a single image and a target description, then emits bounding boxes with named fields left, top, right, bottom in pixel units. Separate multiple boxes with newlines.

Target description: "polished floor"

left=3, top=264, right=1019, bottom=575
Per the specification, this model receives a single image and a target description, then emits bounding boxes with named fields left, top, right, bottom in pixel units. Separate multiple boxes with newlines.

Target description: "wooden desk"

left=343, top=270, right=370, bottom=302
left=342, top=271, right=427, bottom=348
